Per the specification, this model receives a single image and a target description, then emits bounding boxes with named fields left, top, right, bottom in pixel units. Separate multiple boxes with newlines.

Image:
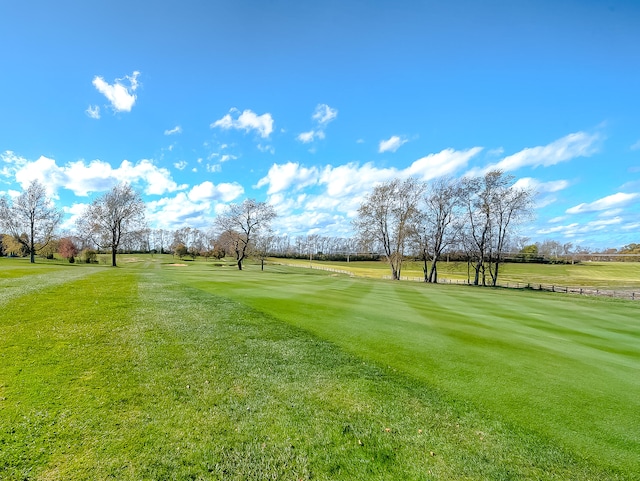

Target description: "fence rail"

left=385, top=276, right=640, bottom=301
left=277, top=262, right=639, bottom=301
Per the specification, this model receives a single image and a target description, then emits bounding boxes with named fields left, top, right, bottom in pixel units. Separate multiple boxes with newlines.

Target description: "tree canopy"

left=0, top=180, right=62, bottom=263
left=76, top=183, right=147, bottom=267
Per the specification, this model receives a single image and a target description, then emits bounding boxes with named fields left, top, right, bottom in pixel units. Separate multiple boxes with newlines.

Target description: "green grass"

left=282, top=257, right=640, bottom=289
left=1, top=256, right=638, bottom=479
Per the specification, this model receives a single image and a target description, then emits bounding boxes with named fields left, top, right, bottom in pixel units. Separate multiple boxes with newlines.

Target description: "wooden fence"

left=277, top=262, right=639, bottom=301
left=387, top=276, right=640, bottom=301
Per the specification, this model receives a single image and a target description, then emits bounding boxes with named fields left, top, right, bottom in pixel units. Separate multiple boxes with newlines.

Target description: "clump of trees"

left=0, top=180, right=62, bottom=263
left=353, top=171, right=535, bottom=286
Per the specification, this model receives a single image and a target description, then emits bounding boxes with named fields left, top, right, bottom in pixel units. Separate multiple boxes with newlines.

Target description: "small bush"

left=81, top=249, right=97, bottom=264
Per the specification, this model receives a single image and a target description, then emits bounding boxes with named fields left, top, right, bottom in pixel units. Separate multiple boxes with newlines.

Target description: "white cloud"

left=630, top=140, right=640, bottom=151
left=467, top=131, right=601, bottom=176
left=219, top=154, right=237, bottom=163
left=256, top=147, right=483, bottom=232
left=145, top=182, right=244, bottom=230
left=256, top=162, right=319, bottom=194
left=405, top=147, right=483, bottom=180
left=211, top=108, right=274, bottom=138
left=188, top=181, right=244, bottom=203
left=146, top=193, right=211, bottom=229
left=12, top=155, right=186, bottom=197
left=296, top=104, right=337, bottom=144
left=85, top=105, right=101, bottom=119
left=566, top=192, right=640, bottom=214
left=164, top=126, right=182, bottom=135
left=297, top=130, right=316, bottom=143
left=512, top=177, right=570, bottom=193
left=312, top=104, right=338, bottom=125
left=92, top=71, right=140, bottom=112
left=1, top=150, right=28, bottom=178
left=537, top=217, right=622, bottom=237
left=173, top=160, right=188, bottom=170
left=297, top=130, right=325, bottom=144
left=378, top=135, right=408, bottom=153
left=257, top=144, right=275, bottom=154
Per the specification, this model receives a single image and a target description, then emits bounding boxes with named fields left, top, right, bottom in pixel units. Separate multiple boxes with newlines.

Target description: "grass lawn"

left=1, top=255, right=638, bottom=479
left=281, top=257, right=640, bottom=290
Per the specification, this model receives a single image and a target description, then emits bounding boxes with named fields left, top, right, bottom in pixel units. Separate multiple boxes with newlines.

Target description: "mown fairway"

left=283, top=258, right=640, bottom=290
left=1, top=256, right=638, bottom=480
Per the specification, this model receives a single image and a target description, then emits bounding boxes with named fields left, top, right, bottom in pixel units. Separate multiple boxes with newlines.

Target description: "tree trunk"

left=261, top=258, right=264, bottom=271
left=112, top=249, right=117, bottom=267
left=237, top=259, right=243, bottom=270
left=422, top=256, right=428, bottom=282
left=429, top=260, right=438, bottom=283
left=30, top=224, right=35, bottom=263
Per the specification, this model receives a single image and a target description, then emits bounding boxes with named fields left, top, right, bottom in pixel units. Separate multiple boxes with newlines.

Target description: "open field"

left=280, top=257, right=640, bottom=290
left=1, top=255, right=639, bottom=480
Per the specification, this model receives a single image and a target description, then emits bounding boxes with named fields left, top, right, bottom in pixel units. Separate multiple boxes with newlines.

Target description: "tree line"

left=1, top=176, right=636, bottom=277
left=353, top=171, right=535, bottom=286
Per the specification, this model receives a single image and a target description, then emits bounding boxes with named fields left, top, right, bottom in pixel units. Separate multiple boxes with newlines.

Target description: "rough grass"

left=1, top=256, right=638, bottom=479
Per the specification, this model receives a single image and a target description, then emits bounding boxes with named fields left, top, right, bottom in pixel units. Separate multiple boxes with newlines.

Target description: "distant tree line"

left=0, top=177, right=638, bottom=274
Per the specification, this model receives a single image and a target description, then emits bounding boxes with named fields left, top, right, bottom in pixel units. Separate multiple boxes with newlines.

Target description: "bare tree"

left=254, top=229, right=275, bottom=270
left=461, top=171, right=534, bottom=286
left=353, top=178, right=424, bottom=280
left=215, top=199, right=277, bottom=270
left=415, top=177, right=463, bottom=283
left=0, top=180, right=62, bottom=263
left=76, top=183, right=146, bottom=267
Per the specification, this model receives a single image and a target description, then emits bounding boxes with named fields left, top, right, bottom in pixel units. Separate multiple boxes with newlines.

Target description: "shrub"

left=81, top=249, right=97, bottom=264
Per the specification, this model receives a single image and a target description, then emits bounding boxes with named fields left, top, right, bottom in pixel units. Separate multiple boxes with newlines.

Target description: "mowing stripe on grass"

left=162, top=262, right=640, bottom=477
left=1, top=261, right=637, bottom=479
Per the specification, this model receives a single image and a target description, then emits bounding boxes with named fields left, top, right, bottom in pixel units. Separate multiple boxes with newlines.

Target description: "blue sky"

left=1, top=0, right=639, bottom=249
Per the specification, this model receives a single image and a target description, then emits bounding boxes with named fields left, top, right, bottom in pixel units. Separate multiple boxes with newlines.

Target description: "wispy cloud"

left=512, top=177, right=570, bottom=193
left=85, top=105, right=100, bottom=119
left=467, top=131, right=601, bottom=176
left=566, top=192, right=640, bottom=214
left=92, top=71, right=140, bottom=113
left=173, top=160, right=188, bottom=170
left=164, top=125, right=182, bottom=135
left=211, top=108, right=274, bottom=138
left=297, top=104, right=338, bottom=144
left=379, top=135, right=408, bottom=153
left=297, top=130, right=325, bottom=144
left=312, top=104, right=338, bottom=125
left=630, top=140, right=640, bottom=151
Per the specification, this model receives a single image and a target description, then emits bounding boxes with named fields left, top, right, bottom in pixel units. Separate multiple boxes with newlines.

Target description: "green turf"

left=1, top=256, right=638, bottom=480
left=282, top=257, right=640, bottom=289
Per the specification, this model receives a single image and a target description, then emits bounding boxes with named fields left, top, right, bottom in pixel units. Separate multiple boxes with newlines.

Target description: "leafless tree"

left=461, top=171, right=534, bottom=286
left=215, top=199, right=277, bottom=270
left=353, top=178, right=424, bottom=280
left=0, top=180, right=62, bottom=263
left=415, top=177, right=463, bottom=283
left=76, top=183, right=147, bottom=267
left=254, top=230, right=275, bottom=270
